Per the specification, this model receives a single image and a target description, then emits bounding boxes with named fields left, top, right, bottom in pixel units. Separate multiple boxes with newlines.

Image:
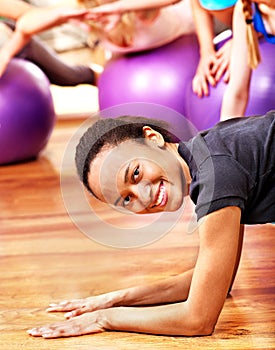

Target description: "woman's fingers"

left=211, top=58, right=229, bottom=82
left=27, top=312, right=105, bottom=338
left=46, top=299, right=85, bottom=312
left=64, top=304, right=92, bottom=319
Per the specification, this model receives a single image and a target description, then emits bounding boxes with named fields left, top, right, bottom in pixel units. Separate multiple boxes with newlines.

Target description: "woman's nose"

left=132, top=180, right=152, bottom=210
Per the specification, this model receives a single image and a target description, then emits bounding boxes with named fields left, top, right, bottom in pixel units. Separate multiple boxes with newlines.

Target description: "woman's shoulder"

left=179, top=111, right=275, bottom=172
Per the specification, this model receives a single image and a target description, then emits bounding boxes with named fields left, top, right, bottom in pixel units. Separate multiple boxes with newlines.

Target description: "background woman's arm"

left=0, top=3, right=89, bottom=77
left=220, top=0, right=252, bottom=119
left=86, top=0, right=181, bottom=15
left=0, top=0, right=32, bottom=19
left=191, top=0, right=217, bottom=97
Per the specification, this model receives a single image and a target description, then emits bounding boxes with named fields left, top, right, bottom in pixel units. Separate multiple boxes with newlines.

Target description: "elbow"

left=186, top=317, right=215, bottom=336
left=234, top=90, right=249, bottom=106
left=177, top=314, right=216, bottom=336
left=222, top=88, right=249, bottom=119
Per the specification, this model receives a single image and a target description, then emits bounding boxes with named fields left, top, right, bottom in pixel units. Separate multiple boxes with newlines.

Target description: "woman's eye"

left=123, top=195, right=131, bottom=207
left=133, top=166, right=140, bottom=181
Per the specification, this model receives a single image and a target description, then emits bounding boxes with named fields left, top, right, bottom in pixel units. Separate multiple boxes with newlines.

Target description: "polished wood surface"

left=1, top=119, right=274, bottom=349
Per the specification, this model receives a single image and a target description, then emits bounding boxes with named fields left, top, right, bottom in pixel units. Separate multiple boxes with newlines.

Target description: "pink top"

left=101, top=0, right=195, bottom=53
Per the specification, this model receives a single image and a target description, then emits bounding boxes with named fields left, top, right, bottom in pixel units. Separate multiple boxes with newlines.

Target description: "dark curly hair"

left=75, top=115, right=180, bottom=196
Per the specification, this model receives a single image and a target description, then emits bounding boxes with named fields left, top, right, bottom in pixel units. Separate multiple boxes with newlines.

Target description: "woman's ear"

left=142, top=126, right=165, bottom=147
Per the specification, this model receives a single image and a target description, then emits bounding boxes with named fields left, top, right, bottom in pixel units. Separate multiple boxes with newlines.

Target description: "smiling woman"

left=75, top=116, right=181, bottom=200
left=85, top=126, right=187, bottom=214
left=27, top=111, right=275, bottom=339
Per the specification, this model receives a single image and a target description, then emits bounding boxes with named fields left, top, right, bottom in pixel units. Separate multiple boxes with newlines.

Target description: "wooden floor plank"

left=0, top=120, right=274, bottom=349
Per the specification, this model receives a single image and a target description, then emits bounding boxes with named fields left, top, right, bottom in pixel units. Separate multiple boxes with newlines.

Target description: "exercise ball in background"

left=245, top=39, right=275, bottom=116
left=99, top=32, right=275, bottom=131
left=98, top=34, right=200, bottom=116
left=184, top=37, right=275, bottom=130
left=0, top=59, right=55, bottom=165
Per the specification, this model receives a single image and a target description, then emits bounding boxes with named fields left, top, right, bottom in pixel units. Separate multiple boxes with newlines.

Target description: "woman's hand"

left=192, top=39, right=232, bottom=97
left=211, top=38, right=232, bottom=84
left=192, top=51, right=217, bottom=97
left=46, top=293, right=117, bottom=319
left=27, top=311, right=106, bottom=338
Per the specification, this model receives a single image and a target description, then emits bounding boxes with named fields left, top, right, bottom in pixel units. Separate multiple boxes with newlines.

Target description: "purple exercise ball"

left=99, top=32, right=275, bottom=131
left=0, top=59, right=55, bottom=165
left=184, top=37, right=275, bottom=130
left=98, top=34, right=200, bottom=116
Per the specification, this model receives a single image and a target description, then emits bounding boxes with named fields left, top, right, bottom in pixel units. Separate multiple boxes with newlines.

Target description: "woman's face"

left=88, top=134, right=186, bottom=214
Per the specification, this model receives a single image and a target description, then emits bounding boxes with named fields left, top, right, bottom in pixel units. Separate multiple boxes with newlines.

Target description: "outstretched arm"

left=85, top=0, right=181, bottom=15
left=0, top=0, right=32, bottom=76
left=0, top=0, right=32, bottom=19
left=220, top=0, right=252, bottom=120
left=191, top=0, right=217, bottom=97
left=28, top=206, right=242, bottom=338
left=47, top=224, right=242, bottom=320
left=0, top=2, right=89, bottom=77
left=46, top=268, right=194, bottom=318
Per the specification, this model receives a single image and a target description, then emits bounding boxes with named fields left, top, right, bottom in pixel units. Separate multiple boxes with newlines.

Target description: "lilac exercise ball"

left=0, top=59, right=55, bottom=165
left=184, top=37, right=275, bottom=130
left=98, top=34, right=200, bottom=115
left=99, top=32, right=275, bottom=131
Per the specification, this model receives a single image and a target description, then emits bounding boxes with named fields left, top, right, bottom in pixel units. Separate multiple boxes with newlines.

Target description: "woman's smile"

left=151, top=181, right=168, bottom=209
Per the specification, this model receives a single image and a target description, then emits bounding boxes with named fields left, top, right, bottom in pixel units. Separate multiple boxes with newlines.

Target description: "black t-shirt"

left=178, top=111, right=275, bottom=224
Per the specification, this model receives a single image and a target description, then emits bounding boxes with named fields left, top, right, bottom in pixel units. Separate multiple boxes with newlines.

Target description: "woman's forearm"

left=101, top=301, right=211, bottom=336
left=15, top=5, right=88, bottom=37
left=220, top=0, right=252, bottom=119
left=119, top=0, right=182, bottom=11
left=45, top=269, right=194, bottom=318
left=110, top=269, right=194, bottom=307
left=220, top=83, right=250, bottom=119
left=0, top=0, right=33, bottom=20
left=0, top=29, right=30, bottom=77
left=89, top=0, right=181, bottom=14
left=191, top=0, right=215, bottom=55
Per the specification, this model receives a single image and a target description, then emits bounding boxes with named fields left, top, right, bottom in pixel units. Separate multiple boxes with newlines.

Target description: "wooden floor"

left=1, top=119, right=274, bottom=350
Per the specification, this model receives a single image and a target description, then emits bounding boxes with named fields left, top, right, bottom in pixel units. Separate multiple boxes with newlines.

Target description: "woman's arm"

left=191, top=0, right=217, bottom=97
left=14, top=6, right=89, bottom=37
left=0, top=28, right=30, bottom=77
left=0, top=0, right=32, bottom=20
left=220, top=0, right=252, bottom=120
left=46, top=268, right=194, bottom=318
left=85, top=0, right=181, bottom=15
left=0, top=4, right=89, bottom=77
left=228, top=224, right=244, bottom=293
left=45, top=224, right=243, bottom=319
left=103, top=207, right=242, bottom=336
left=28, top=206, right=242, bottom=338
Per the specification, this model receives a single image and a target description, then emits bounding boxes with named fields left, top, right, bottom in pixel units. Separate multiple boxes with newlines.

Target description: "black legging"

left=3, top=21, right=96, bottom=86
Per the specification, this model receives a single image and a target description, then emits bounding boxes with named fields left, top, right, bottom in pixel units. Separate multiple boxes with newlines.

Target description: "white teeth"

left=155, top=185, right=165, bottom=207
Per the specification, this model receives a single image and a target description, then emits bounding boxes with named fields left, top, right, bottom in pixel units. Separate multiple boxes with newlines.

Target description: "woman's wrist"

left=103, top=289, right=129, bottom=308
left=200, top=45, right=215, bottom=57
left=97, top=307, right=127, bottom=332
